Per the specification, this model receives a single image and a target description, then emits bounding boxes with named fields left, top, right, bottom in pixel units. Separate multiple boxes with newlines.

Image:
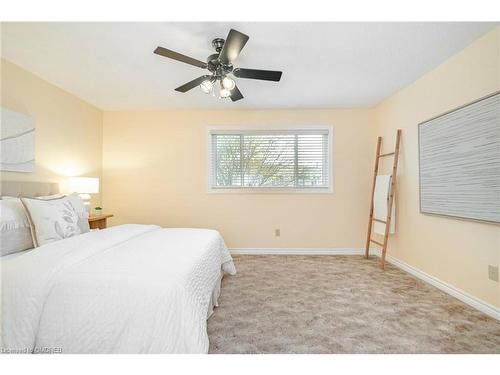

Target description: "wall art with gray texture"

left=1, top=107, right=35, bottom=172
left=419, top=92, right=500, bottom=224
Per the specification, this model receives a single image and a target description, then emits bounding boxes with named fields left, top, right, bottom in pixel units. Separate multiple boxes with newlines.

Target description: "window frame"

left=207, top=125, right=334, bottom=194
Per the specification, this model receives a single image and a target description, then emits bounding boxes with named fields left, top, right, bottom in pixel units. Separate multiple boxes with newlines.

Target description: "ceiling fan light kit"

left=222, top=76, right=236, bottom=90
left=219, top=87, right=231, bottom=99
left=154, top=29, right=282, bottom=102
left=200, top=79, right=214, bottom=94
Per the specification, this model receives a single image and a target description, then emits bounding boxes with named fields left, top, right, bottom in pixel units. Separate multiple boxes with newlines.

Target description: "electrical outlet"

left=274, top=229, right=280, bottom=237
left=488, top=265, right=499, bottom=282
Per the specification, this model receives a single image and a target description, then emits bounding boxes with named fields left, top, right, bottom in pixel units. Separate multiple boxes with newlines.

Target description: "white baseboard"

left=229, top=247, right=500, bottom=321
left=229, top=248, right=364, bottom=255
left=370, top=249, right=500, bottom=321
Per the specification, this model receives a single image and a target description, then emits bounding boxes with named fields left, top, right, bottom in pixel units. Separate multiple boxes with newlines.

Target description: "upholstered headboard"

left=0, top=180, right=59, bottom=197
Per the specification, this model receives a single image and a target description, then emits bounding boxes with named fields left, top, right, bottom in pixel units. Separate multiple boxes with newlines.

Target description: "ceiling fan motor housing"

left=207, top=38, right=234, bottom=75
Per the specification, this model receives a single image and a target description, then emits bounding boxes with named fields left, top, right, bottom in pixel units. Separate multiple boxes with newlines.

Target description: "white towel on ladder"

left=373, top=175, right=396, bottom=235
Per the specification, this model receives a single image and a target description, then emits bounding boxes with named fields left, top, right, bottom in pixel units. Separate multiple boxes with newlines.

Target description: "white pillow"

left=21, top=196, right=85, bottom=247
left=36, top=193, right=90, bottom=234
left=66, top=193, right=90, bottom=233
left=36, top=193, right=65, bottom=200
left=0, top=198, right=34, bottom=256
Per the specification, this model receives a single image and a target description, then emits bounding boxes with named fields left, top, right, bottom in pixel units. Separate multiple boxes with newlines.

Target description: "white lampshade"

left=200, top=80, right=213, bottom=94
left=221, top=76, right=235, bottom=90
left=220, top=88, right=231, bottom=98
left=69, top=177, right=99, bottom=194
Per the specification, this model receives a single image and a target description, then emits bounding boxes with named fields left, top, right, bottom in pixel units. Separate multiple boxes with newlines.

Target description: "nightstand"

left=88, top=214, right=114, bottom=230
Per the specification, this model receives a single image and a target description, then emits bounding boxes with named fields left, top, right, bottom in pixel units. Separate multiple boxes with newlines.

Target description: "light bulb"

left=220, top=88, right=231, bottom=98
left=222, top=76, right=235, bottom=90
left=200, top=80, right=213, bottom=94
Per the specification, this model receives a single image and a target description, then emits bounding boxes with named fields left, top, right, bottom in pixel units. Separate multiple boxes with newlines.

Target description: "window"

left=208, top=127, right=332, bottom=192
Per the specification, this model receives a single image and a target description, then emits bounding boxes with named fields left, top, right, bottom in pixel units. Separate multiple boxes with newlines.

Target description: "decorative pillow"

left=0, top=197, right=34, bottom=256
left=21, top=196, right=84, bottom=247
left=65, top=193, right=91, bottom=233
left=35, top=193, right=90, bottom=233
left=36, top=193, right=65, bottom=200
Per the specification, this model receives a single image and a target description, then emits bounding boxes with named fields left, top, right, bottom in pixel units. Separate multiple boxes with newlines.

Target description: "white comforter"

left=1, top=224, right=236, bottom=354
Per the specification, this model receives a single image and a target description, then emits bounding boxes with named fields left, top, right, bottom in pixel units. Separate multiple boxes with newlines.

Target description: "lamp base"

left=78, top=193, right=91, bottom=212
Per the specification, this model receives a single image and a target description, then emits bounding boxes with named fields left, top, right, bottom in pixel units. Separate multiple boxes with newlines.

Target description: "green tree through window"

left=212, top=131, right=329, bottom=189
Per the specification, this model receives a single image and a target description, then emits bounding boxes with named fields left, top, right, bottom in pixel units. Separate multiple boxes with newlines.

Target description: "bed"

left=1, top=181, right=236, bottom=354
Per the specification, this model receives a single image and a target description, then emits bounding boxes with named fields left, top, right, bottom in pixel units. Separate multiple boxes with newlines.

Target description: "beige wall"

left=1, top=59, right=103, bottom=205
left=102, top=109, right=375, bottom=249
left=374, top=27, right=500, bottom=307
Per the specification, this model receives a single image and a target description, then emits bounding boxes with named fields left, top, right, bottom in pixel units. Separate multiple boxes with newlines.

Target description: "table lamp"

left=69, top=177, right=99, bottom=207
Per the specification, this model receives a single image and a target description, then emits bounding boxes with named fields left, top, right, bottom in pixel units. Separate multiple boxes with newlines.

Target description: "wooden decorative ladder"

left=364, top=129, right=402, bottom=269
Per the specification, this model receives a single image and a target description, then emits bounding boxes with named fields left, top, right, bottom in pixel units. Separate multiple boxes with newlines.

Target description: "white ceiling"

left=1, top=22, right=496, bottom=110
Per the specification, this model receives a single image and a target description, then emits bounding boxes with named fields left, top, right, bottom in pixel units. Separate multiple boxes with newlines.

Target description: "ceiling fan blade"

left=219, top=29, right=249, bottom=64
left=154, top=46, right=207, bottom=69
left=233, top=68, right=282, bottom=82
left=230, top=85, right=244, bottom=102
left=175, top=75, right=212, bottom=93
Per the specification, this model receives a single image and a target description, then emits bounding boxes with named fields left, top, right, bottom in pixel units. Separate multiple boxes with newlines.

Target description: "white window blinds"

left=210, top=129, right=331, bottom=190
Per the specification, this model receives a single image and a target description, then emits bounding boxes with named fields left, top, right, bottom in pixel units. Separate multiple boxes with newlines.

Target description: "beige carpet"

left=207, top=255, right=500, bottom=354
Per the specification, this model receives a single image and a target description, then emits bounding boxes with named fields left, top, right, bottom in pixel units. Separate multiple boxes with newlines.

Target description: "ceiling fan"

left=154, top=29, right=282, bottom=102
